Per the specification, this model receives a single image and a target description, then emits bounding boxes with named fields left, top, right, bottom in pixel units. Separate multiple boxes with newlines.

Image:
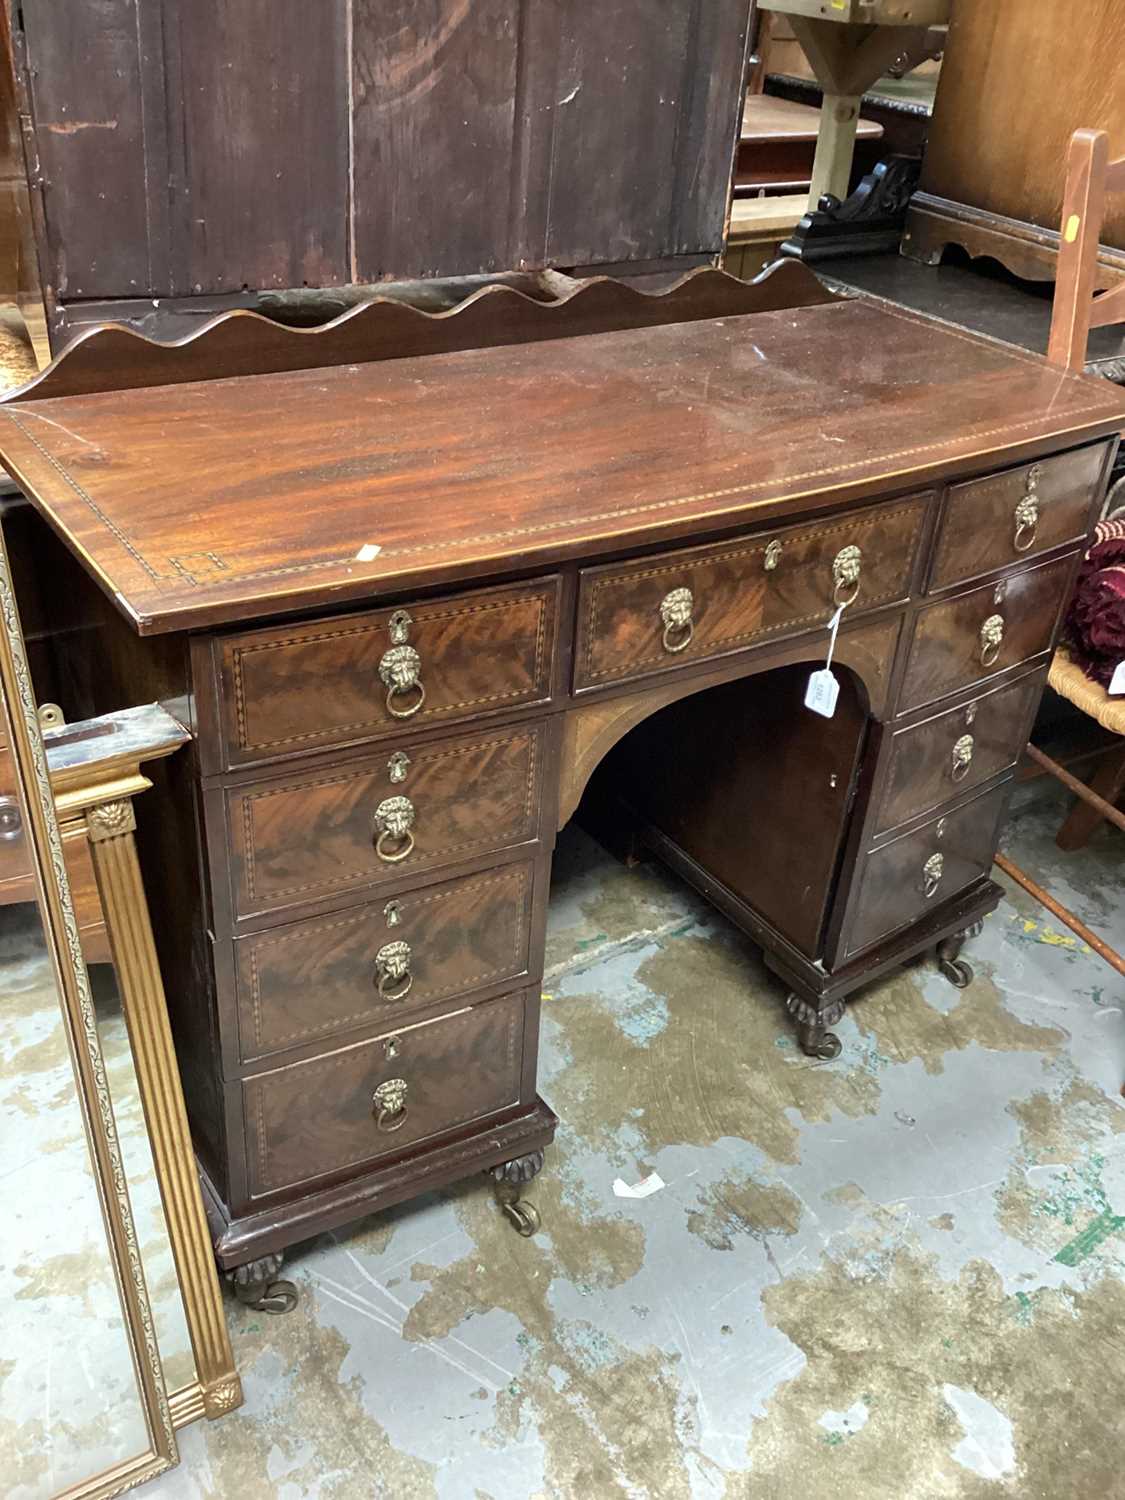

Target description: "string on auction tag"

left=805, top=603, right=844, bottom=718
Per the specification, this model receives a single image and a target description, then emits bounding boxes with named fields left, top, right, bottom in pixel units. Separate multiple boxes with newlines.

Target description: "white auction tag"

left=1110, top=661, right=1125, bottom=695
left=805, top=603, right=844, bottom=718
left=805, top=668, right=839, bottom=718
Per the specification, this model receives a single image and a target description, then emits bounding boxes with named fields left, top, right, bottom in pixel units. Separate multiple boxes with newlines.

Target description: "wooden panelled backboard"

left=7, top=0, right=752, bottom=338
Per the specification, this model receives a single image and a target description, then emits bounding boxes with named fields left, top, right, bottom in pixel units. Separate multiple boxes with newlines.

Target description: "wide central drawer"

left=233, top=860, right=539, bottom=1062
left=573, top=494, right=927, bottom=690
left=844, top=781, right=1011, bottom=959
left=243, top=991, right=527, bottom=1197
left=211, top=577, right=560, bottom=771
left=226, top=722, right=548, bottom=921
left=899, top=552, right=1074, bottom=714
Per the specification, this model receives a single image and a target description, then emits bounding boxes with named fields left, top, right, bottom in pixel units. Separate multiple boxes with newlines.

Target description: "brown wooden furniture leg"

left=1054, top=741, right=1125, bottom=851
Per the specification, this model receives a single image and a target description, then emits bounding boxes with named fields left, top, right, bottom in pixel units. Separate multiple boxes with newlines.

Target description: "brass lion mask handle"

left=379, top=643, right=425, bottom=719
left=373, top=795, right=416, bottom=863
left=659, top=586, right=694, bottom=654
left=832, top=544, right=862, bottom=607
left=922, top=852, right=944, bottom=899
left=1013, top=465, right=1041, bottom=553
left=374, top=940, right=413, bottom=1001
left=950, top=733, right=974, bottom=783
left=979, top=613, right=1004, bottom=668
left=373, top=1078, right=408, bottom=1132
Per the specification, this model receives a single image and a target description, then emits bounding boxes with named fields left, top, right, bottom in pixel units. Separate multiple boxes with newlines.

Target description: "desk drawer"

left=899, top=553, right=1073, bottom=714
left=876, top=670, right=1043, bottom=834
left=243, top=991, right=526, bottom=1196
left=227, top=722, right=548, bottom=921
left=845, top=782, right=1010, bottom=959
left=930, top=444, right=1109, bottom=591
left=574, top=495, right=926, bottom=690
left=213, top=577, right=560, bottom=771
left=233, top=861, right=538, bottom=1062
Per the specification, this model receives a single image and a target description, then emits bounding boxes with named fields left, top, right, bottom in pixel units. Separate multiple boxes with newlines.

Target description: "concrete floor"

left=149, top=774, right=1125, bottom=1499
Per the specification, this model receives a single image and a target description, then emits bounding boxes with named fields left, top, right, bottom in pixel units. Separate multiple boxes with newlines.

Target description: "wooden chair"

left=994, top=128, right=1125, bottom=976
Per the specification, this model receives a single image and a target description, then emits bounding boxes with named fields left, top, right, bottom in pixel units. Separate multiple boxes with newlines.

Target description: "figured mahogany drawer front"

left=227, top=723, right=547, bottom=921
left=214, top=577, right=560, bottom=771
left=845, top=781, right=1010, bottom=959
left=573, top=494, right=927, bottom=690
left=243, top=992, right=526, bottom=1196
left=899, top=552, right=1073, bottom=714
left=876, top=670, right=1044, bottom=834
left=233, top=861, right=537, bottom=1062
left=930, top=443, right=1109, bottom=591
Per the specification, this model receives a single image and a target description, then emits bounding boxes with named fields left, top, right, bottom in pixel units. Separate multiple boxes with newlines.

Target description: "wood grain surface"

left=1, top=300, right=1122, bottom=635
left=929, top=441, right=1111, bottom=590
left=243, top=991, right=527, bottom=1198
left=225, top=722, right=548, bottom=921
left=233, top=861, right=537, bottom=1063
left=900, top=553, right=1076, bottom=713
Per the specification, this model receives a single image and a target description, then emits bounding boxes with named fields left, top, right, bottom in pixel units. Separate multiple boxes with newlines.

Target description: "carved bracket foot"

left=226, top=1252, right=298, bottom=1314
left=935, top=921, right=983, bottom=989
left=786, top=993, right=845, bottom=1061
left=489, top=1150, right=545, bottom=1237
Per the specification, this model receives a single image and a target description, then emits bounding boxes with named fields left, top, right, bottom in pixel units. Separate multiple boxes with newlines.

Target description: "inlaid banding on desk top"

left=0, top=299, right=1122, bottom=634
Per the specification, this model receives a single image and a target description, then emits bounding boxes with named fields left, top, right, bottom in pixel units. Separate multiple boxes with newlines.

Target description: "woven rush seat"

left=1049, top=645, right=1125, bottom=737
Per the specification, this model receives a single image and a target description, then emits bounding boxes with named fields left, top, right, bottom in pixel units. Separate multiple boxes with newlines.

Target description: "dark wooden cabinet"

left=2, top=269, right=1121, bottom=1275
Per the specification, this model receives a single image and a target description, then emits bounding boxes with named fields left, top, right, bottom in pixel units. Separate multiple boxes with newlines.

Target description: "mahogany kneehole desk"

left=1, top=265, right=1121, bottom=1297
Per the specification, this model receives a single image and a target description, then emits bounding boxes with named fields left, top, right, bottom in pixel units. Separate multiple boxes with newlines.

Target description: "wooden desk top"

left=0, top=293, right=1122, bottom=635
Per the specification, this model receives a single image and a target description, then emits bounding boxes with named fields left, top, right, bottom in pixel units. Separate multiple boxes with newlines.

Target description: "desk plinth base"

left=200, top=1098, right=557, bottom=1275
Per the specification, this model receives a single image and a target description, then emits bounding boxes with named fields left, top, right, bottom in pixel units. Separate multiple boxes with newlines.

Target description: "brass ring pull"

left=832, top=544, right=862, bottom=608
left=659, top=587, right=694, bottom=654
left=1013, top=491, right=1039, bottom=553
left=979, top=613, right=1004, bottom=668
left=379, top=643, right=425, bottom=720
left=373, top=1078, right=408, bottom=1132
left=375, top=940, right=413, bottom=1001
left=922, top=852, right=944, bottom=899
left=950, top=733, right=974, bottom=783
left=373, top=795, right=416, bottom=864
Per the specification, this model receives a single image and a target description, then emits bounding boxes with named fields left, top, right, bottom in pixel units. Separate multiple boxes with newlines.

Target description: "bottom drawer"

left=243, top=990, right=527, bottom=1197
left=844, top=781, right=1011, bottom=959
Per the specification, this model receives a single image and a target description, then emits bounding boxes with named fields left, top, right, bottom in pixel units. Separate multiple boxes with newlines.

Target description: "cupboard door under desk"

left=226, top=722, right=548, bottom=922
left=242, top=992, right=527, bottom=1198
left=875, top=669, right=1043, bottom=835
left=233, top=860, right=538, bottom=1063
left=212, top=576, right=561, bottom=772
left=929, top=443, right=1109, bottom=591
left=844, top=781, right=1011, bottom=959
left=574, top=494, right=927, bottom=690
left=899, top=553, right=1074, bottom=714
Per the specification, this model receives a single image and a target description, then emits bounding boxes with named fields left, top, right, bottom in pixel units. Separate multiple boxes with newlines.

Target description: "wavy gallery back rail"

left=1, top=264, right=1122, bottom=1298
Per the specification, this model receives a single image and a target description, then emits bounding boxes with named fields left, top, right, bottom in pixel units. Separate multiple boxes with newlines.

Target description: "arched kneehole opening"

left=570, top=661, right=869, bottom=961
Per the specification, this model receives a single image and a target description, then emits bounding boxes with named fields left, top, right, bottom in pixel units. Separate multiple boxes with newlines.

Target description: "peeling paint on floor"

left=64, top=779, right=1125, bottom=1494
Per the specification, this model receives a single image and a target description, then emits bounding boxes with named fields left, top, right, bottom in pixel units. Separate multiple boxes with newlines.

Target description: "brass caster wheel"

left=252, top=1279, right=299, bottom=1314
left=227, top=1254, right=299, bottom=1314
left=939, top=956, right=973, bottom=989
left=502, top=1198, right=541, bottom=1237
left=798, top=1024, right=842, bottom=1061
